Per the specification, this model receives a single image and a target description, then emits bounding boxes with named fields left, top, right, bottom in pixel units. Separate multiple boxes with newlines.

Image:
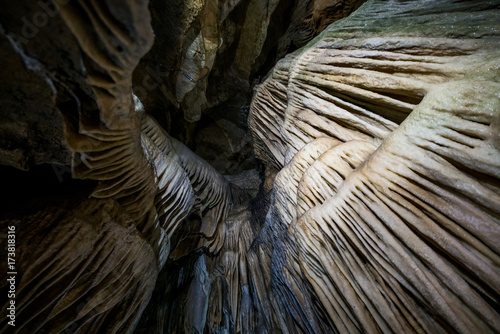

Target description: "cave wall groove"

left=0, top=0, right=499, bottom=333
left=247, top=0, right=500, bottom=332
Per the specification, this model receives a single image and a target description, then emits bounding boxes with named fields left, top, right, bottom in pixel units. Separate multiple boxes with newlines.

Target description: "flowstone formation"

left=249, top=0, right=500, bottom=332
left=0, top=0, right=499, bottom=333
left=134, top=0, right=365, bottom=174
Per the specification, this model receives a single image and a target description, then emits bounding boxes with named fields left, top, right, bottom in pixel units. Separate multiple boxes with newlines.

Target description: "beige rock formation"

left=248, top=0, right=500, bottom=332
left=0, top=0, right=499, bottom=333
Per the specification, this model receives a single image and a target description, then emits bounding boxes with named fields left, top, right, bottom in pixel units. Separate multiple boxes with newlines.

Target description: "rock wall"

left=133, top=0, right=363, bottom=174
left=248, top=0, right=500, bottom=332
left=0, top=0, right=499, bottom=333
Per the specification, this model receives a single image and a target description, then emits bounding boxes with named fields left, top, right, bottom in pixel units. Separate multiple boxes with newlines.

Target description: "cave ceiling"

left=0, top=0, right=499, bottom=333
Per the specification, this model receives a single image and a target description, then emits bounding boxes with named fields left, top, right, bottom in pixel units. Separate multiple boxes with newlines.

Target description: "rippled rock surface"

left=249, top=0, right=500, bottom=332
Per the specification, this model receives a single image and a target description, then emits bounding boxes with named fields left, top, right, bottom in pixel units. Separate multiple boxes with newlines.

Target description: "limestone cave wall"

left=0, top=0, right=499, bottom=333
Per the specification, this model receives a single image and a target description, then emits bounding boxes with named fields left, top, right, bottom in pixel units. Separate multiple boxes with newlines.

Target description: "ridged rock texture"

left=0, top=0, right=255, bottom=332
left=0, top=0, right=499, bottom=333
left=133, top=0, right=364, bottom=174
left=248, top=0, right=500, bottom=332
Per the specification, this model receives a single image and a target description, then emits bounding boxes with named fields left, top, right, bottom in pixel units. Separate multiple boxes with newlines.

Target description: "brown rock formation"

left=248, top=0, right=500, bottom=332
left=0, top=0, right=499, bottom=333
left=1, top=196, right=158, bottom=333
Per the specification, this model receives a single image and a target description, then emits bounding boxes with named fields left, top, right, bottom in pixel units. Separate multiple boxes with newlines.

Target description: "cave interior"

left=1, top=0, right=500, bottom=333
